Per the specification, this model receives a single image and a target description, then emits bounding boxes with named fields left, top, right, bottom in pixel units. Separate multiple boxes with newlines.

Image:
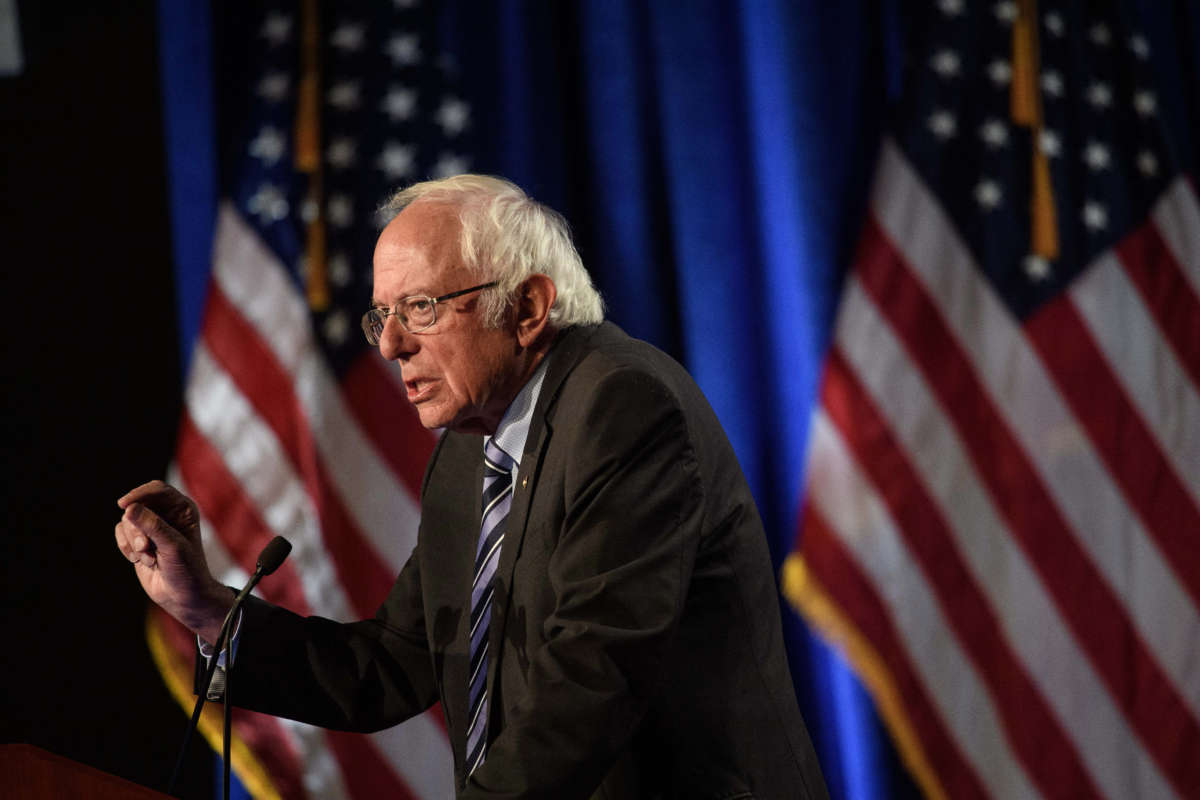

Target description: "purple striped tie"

left=466, top=439, right=513, bottom=775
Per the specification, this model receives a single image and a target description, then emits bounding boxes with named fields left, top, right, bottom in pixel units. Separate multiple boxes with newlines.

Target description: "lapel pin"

left=521, top=477, right=528, bottom=488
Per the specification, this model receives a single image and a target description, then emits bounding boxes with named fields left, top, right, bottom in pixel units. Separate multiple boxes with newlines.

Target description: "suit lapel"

left=483, top=324, right=600, bottom=709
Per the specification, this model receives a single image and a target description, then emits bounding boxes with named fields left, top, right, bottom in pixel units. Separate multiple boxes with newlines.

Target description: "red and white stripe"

left=797, top=138, right=1200, bottom=799
left=165, top=204, right=452, bottom=798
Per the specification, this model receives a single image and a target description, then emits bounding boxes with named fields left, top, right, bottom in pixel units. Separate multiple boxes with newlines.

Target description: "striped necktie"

left=467, top=438, right=514, bottom=775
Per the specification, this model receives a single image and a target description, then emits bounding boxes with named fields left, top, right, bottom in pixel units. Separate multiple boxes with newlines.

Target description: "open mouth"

left=405, top=378, right=434, bottom=403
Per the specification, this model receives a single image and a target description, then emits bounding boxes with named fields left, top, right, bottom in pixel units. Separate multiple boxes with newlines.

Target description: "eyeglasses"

left=361, top=281, right=498, bottom=344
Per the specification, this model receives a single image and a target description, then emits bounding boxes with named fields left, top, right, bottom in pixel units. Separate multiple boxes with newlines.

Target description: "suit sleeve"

left=209, top=434, right=455, bottom=732
left=466, top=367, right=704, bottom=798
left=220, top=547, right=440, bottom=733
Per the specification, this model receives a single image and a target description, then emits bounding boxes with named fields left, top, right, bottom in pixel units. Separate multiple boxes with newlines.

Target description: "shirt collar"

left=487, top=352, right=551, bottom=467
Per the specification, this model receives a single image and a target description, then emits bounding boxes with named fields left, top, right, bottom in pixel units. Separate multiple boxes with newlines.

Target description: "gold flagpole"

left=296, top=0, right=329, bottom=311
left=1012, top=0, right=1059, bottom=261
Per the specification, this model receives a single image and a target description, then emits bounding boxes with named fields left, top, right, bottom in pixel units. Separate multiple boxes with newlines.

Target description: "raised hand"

left=115, top=480, right=232, bottom=644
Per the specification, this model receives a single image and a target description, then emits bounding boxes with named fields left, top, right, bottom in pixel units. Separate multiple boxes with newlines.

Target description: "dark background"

left=1, top=2, right=212, bottom=796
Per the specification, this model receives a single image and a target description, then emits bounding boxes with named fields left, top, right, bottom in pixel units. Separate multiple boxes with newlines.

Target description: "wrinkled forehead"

left=372, top=199, right=468, bottom=300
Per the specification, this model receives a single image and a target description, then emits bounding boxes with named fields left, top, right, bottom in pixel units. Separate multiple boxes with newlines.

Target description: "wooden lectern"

left=0, top=744, right=174, bottom=799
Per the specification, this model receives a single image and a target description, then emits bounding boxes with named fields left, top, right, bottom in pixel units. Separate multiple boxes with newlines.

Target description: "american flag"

left=784, top=1, right=1200, bottom=798
left=148, top=2, right=468, bottom=797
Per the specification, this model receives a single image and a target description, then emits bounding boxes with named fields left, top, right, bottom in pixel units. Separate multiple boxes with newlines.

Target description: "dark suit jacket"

left=226, top=322, right=828, bottom=799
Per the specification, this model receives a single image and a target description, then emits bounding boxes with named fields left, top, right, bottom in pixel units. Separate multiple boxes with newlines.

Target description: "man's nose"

left=378, top=316, right=417, bottom=361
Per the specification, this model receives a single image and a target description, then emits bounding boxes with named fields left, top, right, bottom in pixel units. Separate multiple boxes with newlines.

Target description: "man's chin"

left=413, top=401, right=495, bottom=436
left=416, top=405, right=473, bottom=434
left=415, top=406, right=449, bottom=431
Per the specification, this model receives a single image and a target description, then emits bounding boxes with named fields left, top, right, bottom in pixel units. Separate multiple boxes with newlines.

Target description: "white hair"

left=379, top=174, right=605, bottom=329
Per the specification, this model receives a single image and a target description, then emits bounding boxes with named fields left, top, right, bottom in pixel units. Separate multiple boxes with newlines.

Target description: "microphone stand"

left=167, top=536, right=292, bottom=798
left=223, top=653, right=233, bottom=800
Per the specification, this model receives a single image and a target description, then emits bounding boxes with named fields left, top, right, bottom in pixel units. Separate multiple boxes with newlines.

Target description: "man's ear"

left=515, top=274, right=557, bottom=348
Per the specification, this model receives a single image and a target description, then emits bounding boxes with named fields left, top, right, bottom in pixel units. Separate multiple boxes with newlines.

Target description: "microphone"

left=256, top=535, right=292, bottom=576
left=168, top=536, right=292, bottom=797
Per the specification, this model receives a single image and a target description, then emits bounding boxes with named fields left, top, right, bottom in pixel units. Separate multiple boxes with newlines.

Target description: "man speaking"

left=116, top=175, right=829, bottom=799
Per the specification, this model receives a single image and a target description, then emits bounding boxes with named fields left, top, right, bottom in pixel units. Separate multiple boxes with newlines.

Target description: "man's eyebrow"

left=373, top=287, right=436, bottom=305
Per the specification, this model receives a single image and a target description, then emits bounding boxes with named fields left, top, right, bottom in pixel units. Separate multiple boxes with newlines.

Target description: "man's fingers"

left=117, top=479, right=175, bottom=510
left=115, top=519, right=157, bottom=566
left=122, top=503, right=178, bottom=554
left=117, top=481, right=200, bottom=545
left=114, top=522, right=134, bottom=561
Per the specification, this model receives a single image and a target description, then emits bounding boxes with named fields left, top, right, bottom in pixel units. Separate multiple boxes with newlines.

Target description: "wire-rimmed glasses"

left=361, top=281, right=498, bottom=344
